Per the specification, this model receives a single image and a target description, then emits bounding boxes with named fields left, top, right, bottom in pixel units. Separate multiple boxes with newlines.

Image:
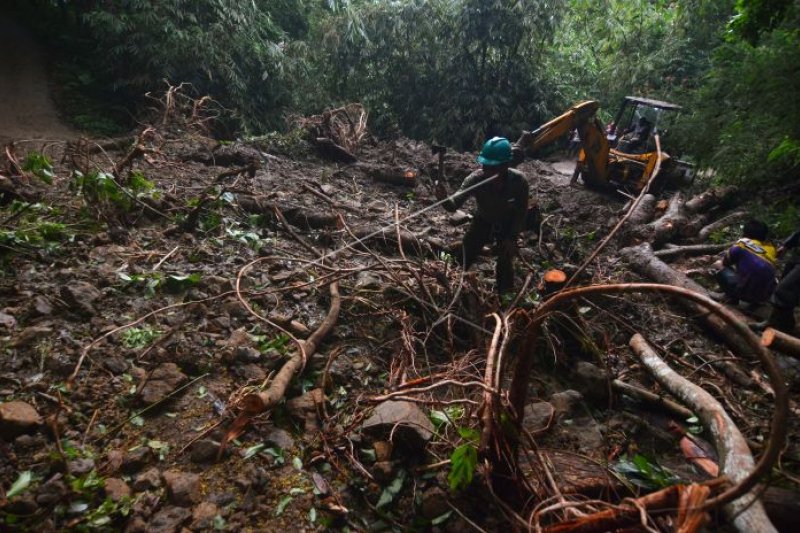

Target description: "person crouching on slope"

left=715, top=219, right=777, bottom=306
left=434, top=137, right=530, bottom=295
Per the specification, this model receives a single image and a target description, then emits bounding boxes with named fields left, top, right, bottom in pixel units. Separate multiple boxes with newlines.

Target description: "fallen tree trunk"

left=696, top=211, right=748, bottom=242
left=237, top=195, right=339, bottom=230
left=762, top=327, right=800, bottom=358
left=626, top=193, right=657, bottom=226
left=654, top=243, right=727, bottom=260
left=621, top=242, right=756, bottom=357
left=631, top=333, right=777, bottom=533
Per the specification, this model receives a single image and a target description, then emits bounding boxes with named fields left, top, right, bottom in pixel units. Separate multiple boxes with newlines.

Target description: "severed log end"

left=762, top=327, right=800, bottom=358
left=541, top=269, right=567, bottom=295
left=241, top=393, right=267, bottom=415
left=372, top=168, right=417, bottom=187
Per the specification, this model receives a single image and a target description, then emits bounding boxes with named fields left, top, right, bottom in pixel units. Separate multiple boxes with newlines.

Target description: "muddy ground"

left=0, top=101, right=798, bottom=532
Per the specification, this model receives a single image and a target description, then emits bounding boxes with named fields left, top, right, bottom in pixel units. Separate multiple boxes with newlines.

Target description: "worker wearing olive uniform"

left=435, top=137, right=529, bottom=294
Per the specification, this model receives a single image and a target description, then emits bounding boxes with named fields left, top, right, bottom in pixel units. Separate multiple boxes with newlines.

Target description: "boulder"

left=549, top=390, right=583, bottom=418
left=60, top=281, right=102, bottom=315
left=147, top=506, right=191, bottom=533
left=263, top=427, right=295, bottom=451
left=0, top=401, right=42, bottom=438
left=573, top=361, right=610, bottom=404
left=132, top=468, right=162, bottom=492
left=103, top=478, right=131, bottom=502
left=138, top=363, right=187, bottom=405
left=190, top=501, right=220, bottom=530
left=522, top=402, right=555, bottom=433
left=360, top=400, right=434, bottom=454
left=190, top=439, right=221, bottom=464
left=121, top=447, right=153, bottom=474
left=163, top=470, right=201, bottom=506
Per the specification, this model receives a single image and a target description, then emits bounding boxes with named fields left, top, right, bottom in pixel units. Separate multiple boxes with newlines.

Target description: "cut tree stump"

left=314, top=137, right=357, bottom=164
left=540, top=269, right=567, bottom=295
left=762, top=327, right=800, bottom=358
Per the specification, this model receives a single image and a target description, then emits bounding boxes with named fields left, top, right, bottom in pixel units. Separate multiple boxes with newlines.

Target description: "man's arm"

left=437, top=171, right=480, bottom=213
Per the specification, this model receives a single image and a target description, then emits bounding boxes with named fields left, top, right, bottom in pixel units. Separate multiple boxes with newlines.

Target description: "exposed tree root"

left=241, top=280, right=340, bottom=415
left=505, top=283, right=788, bottom=527
left=632, top=333, right=776, bottom=532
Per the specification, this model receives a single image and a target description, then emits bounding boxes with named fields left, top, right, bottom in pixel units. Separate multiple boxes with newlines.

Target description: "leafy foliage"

left=448, top=427, right=479, bottom=492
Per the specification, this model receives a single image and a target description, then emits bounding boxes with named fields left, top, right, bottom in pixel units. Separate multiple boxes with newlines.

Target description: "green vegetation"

left=10, top=0, right=799, bottom=185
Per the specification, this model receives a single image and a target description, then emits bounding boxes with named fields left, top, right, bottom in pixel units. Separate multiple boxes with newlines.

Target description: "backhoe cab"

left=514, top=97, right=693, bottom=193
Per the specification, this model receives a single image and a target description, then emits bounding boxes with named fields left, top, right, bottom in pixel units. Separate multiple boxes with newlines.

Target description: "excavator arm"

left=513, top=100, right=610, bottom=187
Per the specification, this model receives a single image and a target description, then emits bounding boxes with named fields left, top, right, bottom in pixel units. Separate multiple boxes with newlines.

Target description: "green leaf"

left=448, top=444, right=477, bottom=492
left=275, top=495, right=292, bottom=516
left=6, top=471, right=33, bottom=499
left=376, top=470, right=406, bottom=508
left=292, top=456, right=303, bottom=470
left=243, top=443, right=266, bottom=459
left=130, top=415, right=145, bottom=427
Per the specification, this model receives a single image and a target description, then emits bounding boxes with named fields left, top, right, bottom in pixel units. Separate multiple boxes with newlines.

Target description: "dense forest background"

left=9, top=0, right=800, bottom=188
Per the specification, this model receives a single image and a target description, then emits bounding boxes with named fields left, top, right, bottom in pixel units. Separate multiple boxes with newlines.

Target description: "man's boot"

left=767, top=306, right=796, bottom=334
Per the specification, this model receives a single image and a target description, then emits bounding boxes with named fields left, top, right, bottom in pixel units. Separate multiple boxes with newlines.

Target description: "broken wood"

left=683, top=185, right=737, bottom=213
left=762, top=327, right=800, bottom=358
left=631, top=333, right=776, bottom=533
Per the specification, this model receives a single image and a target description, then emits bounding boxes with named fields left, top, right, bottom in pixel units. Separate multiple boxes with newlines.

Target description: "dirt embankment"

left=0, top=14, right=77, bottom=144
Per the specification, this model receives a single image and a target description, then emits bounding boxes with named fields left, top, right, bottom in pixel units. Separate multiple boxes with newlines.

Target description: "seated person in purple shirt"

left=715, top=219, right=777, bottom=305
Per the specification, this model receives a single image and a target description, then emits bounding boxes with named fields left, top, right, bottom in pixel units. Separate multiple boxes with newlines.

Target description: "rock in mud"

left=103, top=355, right=130, bottom=375
left=190, top=501, right=220, bottom=530
left=163, top=470, right=201, bottom=506
left=420, top=486, right=449, bottom=520
left=33, top=295, right=53, bottom=316
left=138, top=363, right=188, bottom=405
left=68, top=457, right=95, bottom=476
left=132, top=468, right=162, bottom=492
left=0, top=311, right=16, bottom=329
left=60, top=281, right=102, bottom=315
left=0, top=401, right=42, bottom=438
left=35, top=476, right=67, bottom=507
left=190, top=439, right=221, bottom=464
left=573, top=361, right=610, bottom=404
left=104, top=478, right=131, bottom=502
left=147, top=506, right=191, bottom=533
left=263, top=427, right=295, bottom=451
left=549, top=390, right=583, bottom=418
left=121, top=447, right=154, bottom=474
left=522, top=402, right=555, bottom=433
left=360, top=400, right=435, bottom=453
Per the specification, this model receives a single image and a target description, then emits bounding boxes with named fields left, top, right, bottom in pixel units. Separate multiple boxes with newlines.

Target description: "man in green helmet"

left=435, top=136, right=530, bottom=294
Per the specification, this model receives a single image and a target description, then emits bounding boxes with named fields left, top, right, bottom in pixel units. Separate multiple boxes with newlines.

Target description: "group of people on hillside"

left=715, top=220, right=800, bottom=333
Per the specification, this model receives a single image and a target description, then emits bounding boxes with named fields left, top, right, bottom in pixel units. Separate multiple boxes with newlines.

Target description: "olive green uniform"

left=442, top=168, right=529, bottom=293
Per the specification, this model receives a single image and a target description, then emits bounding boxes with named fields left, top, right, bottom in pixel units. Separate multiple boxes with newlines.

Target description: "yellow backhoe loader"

left=514, top=97, right=694, bottom=192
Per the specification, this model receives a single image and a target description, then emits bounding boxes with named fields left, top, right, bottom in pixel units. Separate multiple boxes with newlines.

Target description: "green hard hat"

left=477, top=136, right=512, bottom=166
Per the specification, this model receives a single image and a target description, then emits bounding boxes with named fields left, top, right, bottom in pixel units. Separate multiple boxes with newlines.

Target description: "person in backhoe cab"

left=767, top=228, right=800, bottom=333
left=435, top=137, right=529, bottom=295
left=715, top=219, right=777, bottom=306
